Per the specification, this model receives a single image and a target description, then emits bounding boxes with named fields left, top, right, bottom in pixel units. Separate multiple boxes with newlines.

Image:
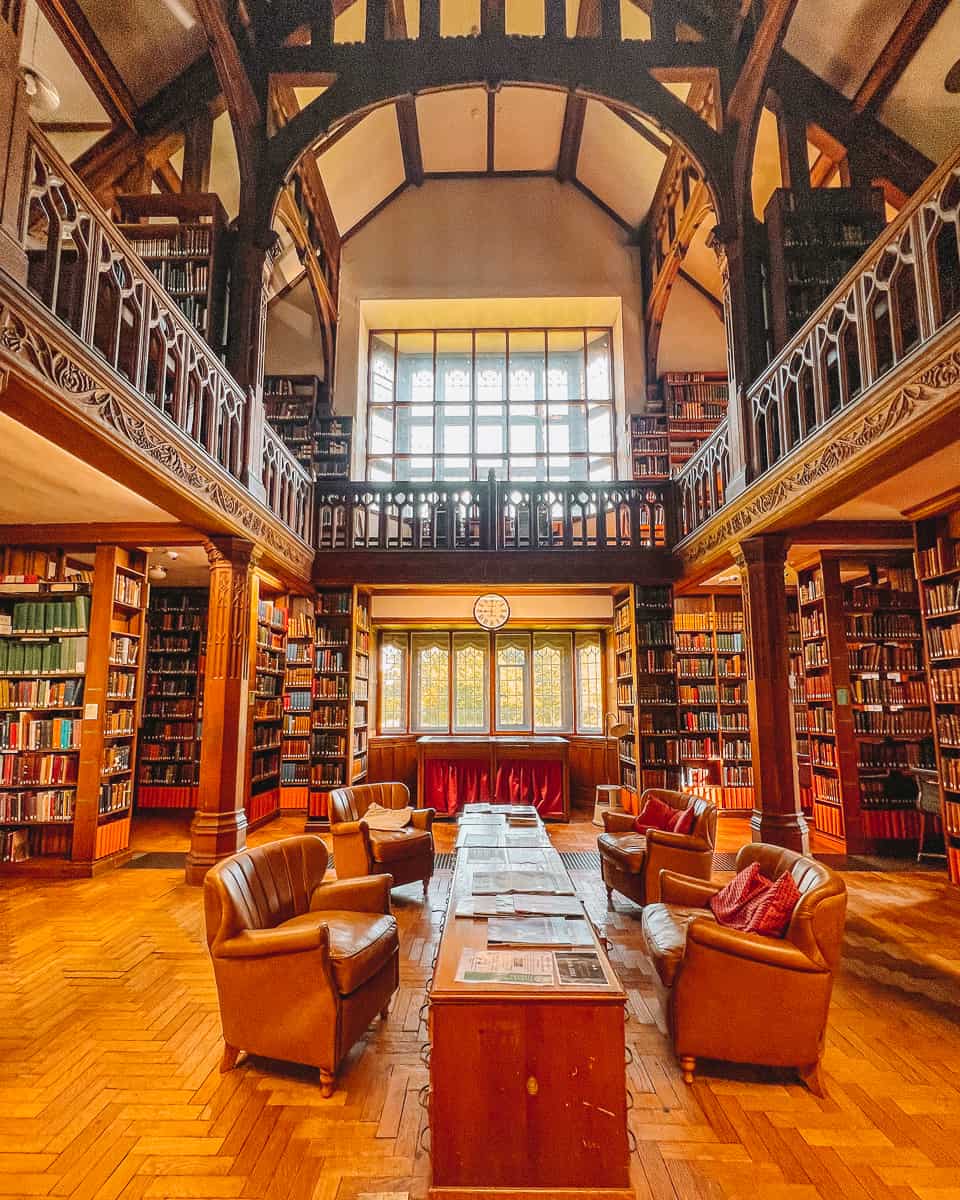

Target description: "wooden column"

left=226, top=232, right=270, bottom=502
left=772, top=96, right=811, bottom=194
left=735, top=535, right=810, bottom=853
left=0, top=3, right=30, bottom=280
left=182, top=107, right=215, bottom=194
left=185, top=537, right=258, bottom=885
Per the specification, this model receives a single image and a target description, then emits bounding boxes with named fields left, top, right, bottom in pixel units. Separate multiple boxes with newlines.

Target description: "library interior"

left=0, top=1, right=959, bottom=1197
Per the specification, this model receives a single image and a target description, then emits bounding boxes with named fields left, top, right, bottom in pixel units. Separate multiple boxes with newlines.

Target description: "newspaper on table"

left=504, top=830, right=550, bottom=848
left=456, top=828, right=506, bottom=848
left=454, top=892, right=583, bottom=918
left=465, top=847, right=509, bottom=864
left=455, top=948, right=555, bottom=986
left=458, top=812, right=505, bottom=825
left=486, top=917, right=594, bottom=948
left=554, top=950, right=607, bottom=986
left=471, top=869, right=574, bottom=895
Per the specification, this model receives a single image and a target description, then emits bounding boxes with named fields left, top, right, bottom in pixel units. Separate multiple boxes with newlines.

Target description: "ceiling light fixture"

left=946, top=58, right=960, bottom=94
left=161, top=0, right=197, bottom=31
left=21, top=66, right=60, bottom=117
left=166, top=550, right=179, bottom=560
left=148, top=564, right=168, bottom=583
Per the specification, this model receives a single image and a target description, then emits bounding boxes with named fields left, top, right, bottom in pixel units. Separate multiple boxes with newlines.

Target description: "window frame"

left=377, top=628, right=606, bottom=736
left=367, top=326, right=618, bottom=482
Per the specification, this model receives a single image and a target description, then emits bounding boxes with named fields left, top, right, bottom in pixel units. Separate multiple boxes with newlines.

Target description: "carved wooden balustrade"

left=262, top=424, right=312, bottom=540
left=746, top=146, right=960, bottom=480
left=675, top=420, right=730, bottom=539
left=315, top=480, right=672, bottom=552
left=677, top=143, right=960, bottom=539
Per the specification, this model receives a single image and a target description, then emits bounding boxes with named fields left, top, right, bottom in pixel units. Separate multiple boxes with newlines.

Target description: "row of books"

left=0, top=637, right=88, bottom=676
left=924, top=580, right=960, bottom=616
left=927, top=625, right=960, bottom=659
left=0, top=715, right=81, bottom=750
left=0, top=677, right=83, bottom=708
left=99, top=778, right=132, bottom=814
left=849, top=643, right=924, bottom=670
left=130, top=227, right=211, bottom=258
left=852, top=710, right=932, bottom=736
left=850, top=678, right=929, bottom=704
left=930, top=668, right=960, bottom=702
left=0, top=752, right=77, bottom=785
left=858, top=742, right=934, bottom=769
left=0, top=788, right=75, bottom=822
left=114, top=575, right=142, bottom=608
left=917, top=542, right=960, bottom=580
left=813, top=799, right=844, bottom=839
left=2, top=595, right=90, bottom=633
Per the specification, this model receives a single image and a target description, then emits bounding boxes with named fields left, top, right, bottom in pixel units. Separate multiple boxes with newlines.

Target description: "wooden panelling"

left=368, top=734, right=419, bottom=796
left=567, top=735, right=611, bottom=812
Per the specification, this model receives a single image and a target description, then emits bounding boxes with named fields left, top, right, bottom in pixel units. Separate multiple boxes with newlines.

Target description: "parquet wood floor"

left=2, top=812, right=960, bottom=1200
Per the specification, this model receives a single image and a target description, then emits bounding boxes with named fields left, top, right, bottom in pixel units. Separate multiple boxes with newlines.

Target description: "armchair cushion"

left=285, top=910, right=399, bottom=995
left=671, top=806, right=696, bottom=836
left=370, top=826, right=433, bottom=865
left=642, top=902, right=717, bottom=987
left=597, top=831, right=647, bottom=873
left=633, top=794, right=676, bottom=834
left=740, top=870, right=802, bottom=938
left=709, top=862, right=769, bottom=922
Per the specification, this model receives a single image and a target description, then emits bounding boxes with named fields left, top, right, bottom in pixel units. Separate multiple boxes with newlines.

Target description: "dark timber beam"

left=396, top=95, right=424, bottom=186
left=194, top=0, right=263, bottom=185
left=181, top=108, right=215, bottom=194
left=853, top=0, right=951, bottom=116
left=36, top=0, right=138, bottom=129
left=557, top=0, right=599, bottom=182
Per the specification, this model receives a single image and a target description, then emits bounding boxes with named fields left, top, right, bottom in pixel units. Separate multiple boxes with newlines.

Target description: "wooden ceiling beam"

left=273, top=83, right=341, bottom=273
left=396, top=95, right=424, bottom=186
left=36, top=0, right=138, bottom=129
left=153, top=157, right=182, bottom=194
left=193, top=0, right=263, bottom=184
left=556, top=0, right=600, bottom=183
left=852, top=0, right=951, bottom=116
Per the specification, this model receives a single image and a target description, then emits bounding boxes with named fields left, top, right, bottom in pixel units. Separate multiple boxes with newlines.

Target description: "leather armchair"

left=597, top=788, right=716, bottom=907
left=204, top=835, right=400, bottom=1097
left=641, top=843, right=847, bottom=1096
left=329, top=782, right=435, bottom=896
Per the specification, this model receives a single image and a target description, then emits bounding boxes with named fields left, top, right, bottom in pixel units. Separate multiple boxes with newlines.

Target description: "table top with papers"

left=430, top=806, right=624, bottom=1000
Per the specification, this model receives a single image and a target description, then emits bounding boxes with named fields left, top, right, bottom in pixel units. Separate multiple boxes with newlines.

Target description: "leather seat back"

left=641, top=788, right=717, bottom=849
left=329, top=782, right=411, bottom=825
left=204, top=836, right=329, bottom=951
left=734, top=843, right=847, bottom=970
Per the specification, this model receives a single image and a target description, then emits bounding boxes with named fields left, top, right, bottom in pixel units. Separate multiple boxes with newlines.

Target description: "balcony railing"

left=315, top=481, right=671, bottom=552
left=677, top=143, right=960, bottom=540
left=15, top=127, right=311, bottom=542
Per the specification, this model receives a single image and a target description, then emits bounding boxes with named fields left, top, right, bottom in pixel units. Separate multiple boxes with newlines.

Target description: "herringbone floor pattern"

left=1, top=814, right=960, bottom=1200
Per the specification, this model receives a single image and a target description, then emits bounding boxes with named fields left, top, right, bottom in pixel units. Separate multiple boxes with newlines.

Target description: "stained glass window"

left=412, top=635, right=449, bottom=731
left=533, top=634, right=572, bottom=731
left=496, top=634, right=530, bottom=729
left=575, top=633, right=603, bottom=733
left=453, top=634, right=488, bottom=731
left=379, top=635, right=407, bottom=731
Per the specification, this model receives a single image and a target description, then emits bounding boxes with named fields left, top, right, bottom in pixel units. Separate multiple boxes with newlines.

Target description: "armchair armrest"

left=411, top=807, right=436, bottom=831
left=310, top=874, right=393, bottom=914
left=601, top=811, right=636, bottom=833
left=645, top=829, right=711, bottom=853
left=216, top=924, right=327, bottom=960
left=659, top=871, right=723, bottom=907
left=330, top=818, right=366, bottom=838
left=687, top=919, right=824, bottom=973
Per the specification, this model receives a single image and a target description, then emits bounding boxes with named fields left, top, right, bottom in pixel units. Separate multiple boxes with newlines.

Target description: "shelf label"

left=888, top=672, right=901, bottom=682
left=862, top=672, right=879, bottom=680
left=865, top=704, right=882, bottom=712
left=836, top=687, right=849, bottom=706
left=84, top=702, right=99, bottom=720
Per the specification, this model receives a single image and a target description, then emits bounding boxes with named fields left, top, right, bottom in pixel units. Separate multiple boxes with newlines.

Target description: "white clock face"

left=473, top=593, right=510, bottom=630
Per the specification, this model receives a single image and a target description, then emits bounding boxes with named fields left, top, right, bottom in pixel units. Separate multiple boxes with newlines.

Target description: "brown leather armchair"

left=641, top=843, right=847, bottom=1096
left=598, top=788, right=716, bottom=907
left=329, top=782, right=435, bottom=896
left=203, top=835, right=400, bottom=1097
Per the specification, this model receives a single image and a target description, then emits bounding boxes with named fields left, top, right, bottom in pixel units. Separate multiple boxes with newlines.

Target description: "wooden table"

left=417, top=735, right=570, bottom=820
left=427, top=812, right=631, bottom=1199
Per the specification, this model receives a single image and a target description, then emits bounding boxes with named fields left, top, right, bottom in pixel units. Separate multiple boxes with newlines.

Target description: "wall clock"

left=473, top=592, right=510, bottom=630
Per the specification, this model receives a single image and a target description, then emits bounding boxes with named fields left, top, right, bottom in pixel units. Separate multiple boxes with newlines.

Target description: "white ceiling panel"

left=576, top=100, right=667, bottom=227
left=418, top=87, right=488, bottom=173
left=879, top=2, right=960, bottom=163
left=784, top=0, right=914, bottom=100
left=493, top=87, right=565, bottom=172
left=20, top=1, right=107, bottom=124
left=317, top=105, right=406, bottom=234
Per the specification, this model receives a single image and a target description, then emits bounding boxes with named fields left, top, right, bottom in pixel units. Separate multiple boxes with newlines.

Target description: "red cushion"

left=633, top=795, right=677, bottom=835
left=709, top=862, right=769, bottom=922
left=740, top=870, right=802, bottom=938
left=671, top=806, right=696, bottom=836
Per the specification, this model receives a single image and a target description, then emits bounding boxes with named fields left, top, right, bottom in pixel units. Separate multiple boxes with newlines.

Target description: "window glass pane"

left=404, top=456, right=434, bottom=481
left=380, top=634, right=407, bottom=731
left=509, top=404, right=544, bottom=454
left=437, top=332, right=472, bottom=404
left=533, top=633, right=572, bottom=732
left=412, top=634, right=449, bottom=731
left=477, top=457, right=507, bottom=479
left=509, top=330, right=545, bottom=405
left=367, top=457, right=392, bottom=481
left=589, top=456, right=614, bottom=481
left=437, top=404, right=472, bottom=455
left=548, top=403, right=586, bottom=454
left=453, top=633, right=489, bottom=732
left=437, top=457, right=471, bottom=480
left=509, top=456, right=546, bottom=481
left=369, top=406, right=394, bottom=456
left=476, top=331, right=505, bottom=403
left=588, top=403, right=613, bottom=453
left=496, top=634, right=530, bottom=730
left=477, top=405, right=506, bottom=454
left=370, top=333, right=395, bottom=405
left=548, top=329, right=584, bottom=400
left=586, top=329, right=612, bottom=400
left=395, top=405, right=434, bottom=454
left=575, top=633, right=603, bottom=733
left=397, top=332, right=434, bottom=406
left=548, top=456, right=572, bottom=481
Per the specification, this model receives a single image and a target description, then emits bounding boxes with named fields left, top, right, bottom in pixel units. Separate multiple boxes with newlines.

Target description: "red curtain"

left=423, top=758, right=491, bottom=815
left=495, top=758, right=564, bottom=816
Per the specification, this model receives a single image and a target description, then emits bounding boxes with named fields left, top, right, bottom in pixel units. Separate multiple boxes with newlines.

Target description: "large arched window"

left=367, top=327, right=617, bottom=481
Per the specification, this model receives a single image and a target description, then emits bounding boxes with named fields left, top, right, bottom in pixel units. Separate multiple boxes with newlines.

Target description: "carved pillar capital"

left=203, top=536, right=259, bottom=571
left=733, top=533, right=790, bottom=572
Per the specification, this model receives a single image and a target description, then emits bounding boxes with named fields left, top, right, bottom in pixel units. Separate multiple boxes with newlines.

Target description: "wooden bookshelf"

left=914, top=505, right=960, bottom=884
left=763, top=187, right=885, bottom=351
left=280, top=595, right=314, bottom=810
left=786, top=586, right=814, bottom=818
left=612, top=588, right=639, bottom=805
left=249, top=591, right=287, bottom=829
left=137, top=587, right=207, bottom=811
left=114, top=193, right=229, bottom=353
left=798, top=553, right=934, bottom=853
left=633, top=585, right=681, bottom=797
left=314, top=414, right=353, bottom=480
left=630, top=415, right=670, bottom=481
left=661, top=373, right=728, bottom=476
left=263, top=375, right=326, bottom=475
left=307, top=586, right=370, bottom=829
left=674, top=592, right=753, bottom=813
